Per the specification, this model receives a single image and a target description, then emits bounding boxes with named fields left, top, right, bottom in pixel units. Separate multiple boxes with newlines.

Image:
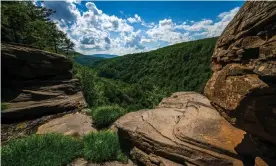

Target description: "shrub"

left=74, top=63, right=107, bottom=107
left=1, top=102, right=8, bottom=110
left=90, top=105, right=126, bottom=128
left=82, top=130, right=127, bottom=163
left=1, top=133, right=83, bottom=166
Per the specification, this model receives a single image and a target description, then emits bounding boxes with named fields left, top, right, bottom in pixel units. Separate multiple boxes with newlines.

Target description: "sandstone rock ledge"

left=204, top=1, right=276, bottom=144
left=115, top=92, right=263, bottom=166
left=1, top=43, right=86, bottom=123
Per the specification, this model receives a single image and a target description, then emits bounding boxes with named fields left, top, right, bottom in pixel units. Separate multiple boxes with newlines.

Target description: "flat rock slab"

left=68, top=158, right=135, bottom=166
left=115, top=92, right=263, bottom=166
left=1, top=110, right=76, bottom=143
left=37, top=112, right=96, bottom=136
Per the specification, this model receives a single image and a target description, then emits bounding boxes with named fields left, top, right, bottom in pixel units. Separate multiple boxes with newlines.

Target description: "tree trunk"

left=53, top=39, right=57, bottom=53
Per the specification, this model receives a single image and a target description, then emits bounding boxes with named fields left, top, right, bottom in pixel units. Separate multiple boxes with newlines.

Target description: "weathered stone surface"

left=211, top=2, right=276, bottom=69
left=2, top=79, right=86, bottom=123
left=1, top=43, right=86, bottom=123
left=37, top=112, right=96, bottom=136
left=1, top=43, right=72, bottom=80
left=1, top=110, right=76, bottom=143
left=115, top=92, right=265, bottom=166
left=68, top=158, right=135, bottom=166
left=68, top=158, right=88, bottom=166
left=204, top=1, right=276, bottom=144
left=87, top=160, right=135, bottom=166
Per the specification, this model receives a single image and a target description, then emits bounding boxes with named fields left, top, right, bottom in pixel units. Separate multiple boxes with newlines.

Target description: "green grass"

left=1, top=132, right=128, bottom=166
left=82, top=130, right=127, bottom=163
left=89, top=105, right=126, bottom=128
left=1, top=102, right=8, bottom=110
left=1, top=133, right=83, bottom=166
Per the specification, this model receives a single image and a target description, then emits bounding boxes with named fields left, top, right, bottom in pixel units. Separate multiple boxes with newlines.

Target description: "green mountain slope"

left=75, top=55, right=104, bottom=67
left=93, top=37, right=217, bottom=93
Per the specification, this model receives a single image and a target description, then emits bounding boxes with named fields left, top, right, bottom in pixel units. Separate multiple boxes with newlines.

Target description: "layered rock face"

left=204, top=1, right=276, bottom=144
left=116, top=2, right=276, bottom=165
left=116, top=92, right=259, bottom=166
left=1, top=43, right=86, bottom=123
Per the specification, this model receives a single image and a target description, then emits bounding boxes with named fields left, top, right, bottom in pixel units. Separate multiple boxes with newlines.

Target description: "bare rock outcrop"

left=115, top=2, right=276, bottom=165
left=68, top=158, right=135, bottom=166
left=37, top=112, right=96, bottom=136
left=1, top=43, right=86, bottom=123
left=115, top=92, right=267, bottom=166
left=204, top=1, right=276, bottom=143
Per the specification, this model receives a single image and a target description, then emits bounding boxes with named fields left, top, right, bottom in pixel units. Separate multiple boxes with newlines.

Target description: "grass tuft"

left=1, top=133, right=83, bottom=166
left=82, top=130, right=127, bottom=163
left=89, top=105, right=126, bottom=128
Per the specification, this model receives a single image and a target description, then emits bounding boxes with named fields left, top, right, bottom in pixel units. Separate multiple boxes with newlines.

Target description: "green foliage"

left=82, top=131, right=127, bottom=163
left=1, top=1, right=74, bottom=53
left=73, top=38, right=216, bottom=113
left=1, top=134, right=82, bottom=166
left=93, top=37, right=217, bottom=94
left=1, top=102, right=8, bottom=110
left=73, top=62, right=169, bottom=111
left=89, top=105, right=126, bottom=128
left=73, top=63, right=107, bottom=107
left=75, top=55, right=105, bottom=67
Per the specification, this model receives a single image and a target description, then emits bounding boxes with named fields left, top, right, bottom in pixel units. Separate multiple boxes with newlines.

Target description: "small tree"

left=59, top=36, right=75, bottom=55
left=64, top=38, right=75, bottom=55
left=1, top=1, right=75, bottom=54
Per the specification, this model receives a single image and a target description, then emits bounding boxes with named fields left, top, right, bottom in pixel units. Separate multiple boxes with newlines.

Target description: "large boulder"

left=1, top=43, right=86, bottom=123
left=115, top=92, right=269, bottom=166
left=204, top=1, right=276, bottom=143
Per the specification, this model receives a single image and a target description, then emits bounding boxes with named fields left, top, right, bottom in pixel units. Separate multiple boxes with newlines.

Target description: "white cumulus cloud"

left=44, top=1, right=240, bottom=55
left=127, top=14, right=142, bottom=23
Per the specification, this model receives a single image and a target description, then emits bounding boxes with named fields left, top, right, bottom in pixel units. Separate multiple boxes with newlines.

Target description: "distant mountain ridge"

left=87, top=54, right=118, bottom=59
left=74, top=54, right=118, bottom=67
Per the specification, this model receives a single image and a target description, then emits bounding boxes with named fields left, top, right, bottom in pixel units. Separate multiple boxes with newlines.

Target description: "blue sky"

left=40, top=1, right=245, bottom=55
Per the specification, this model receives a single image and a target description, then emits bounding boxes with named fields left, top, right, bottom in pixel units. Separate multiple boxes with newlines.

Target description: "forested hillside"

left=74, top=55, right=104, bottom=67
left=93, top=37, right=217, bottom=93
left=72, top=38, right=217, bottom=111
left=1, top=2, right=217, bottom=111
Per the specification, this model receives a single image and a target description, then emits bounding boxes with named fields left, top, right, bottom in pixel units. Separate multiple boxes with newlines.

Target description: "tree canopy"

left=92, top=37, right=217, bottom=94
left=1, top=1, right=74, bottom=53
left=73, top=37, right=217, bottom=111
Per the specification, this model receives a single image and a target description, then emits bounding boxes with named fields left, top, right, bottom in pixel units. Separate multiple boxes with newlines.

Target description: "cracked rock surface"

left=115, top=92, right=269, bottom=166
left=204, top=1, right=276, bottom=144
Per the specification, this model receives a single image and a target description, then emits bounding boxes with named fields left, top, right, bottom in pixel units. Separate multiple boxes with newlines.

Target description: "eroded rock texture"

left=204, top=1, right=276, bottom=144
left=1, top=43, right=86, bottom=123
left=37, top=112, right=96, bottom=137
left=115, top=92, right=271, bottom=166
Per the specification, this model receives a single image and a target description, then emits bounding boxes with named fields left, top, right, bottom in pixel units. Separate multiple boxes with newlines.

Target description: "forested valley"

left=1, top=1, right=217, bottom=112
left=75, top=37, right=217, bottom=111
left=1, top=2, right=218, bottom=165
